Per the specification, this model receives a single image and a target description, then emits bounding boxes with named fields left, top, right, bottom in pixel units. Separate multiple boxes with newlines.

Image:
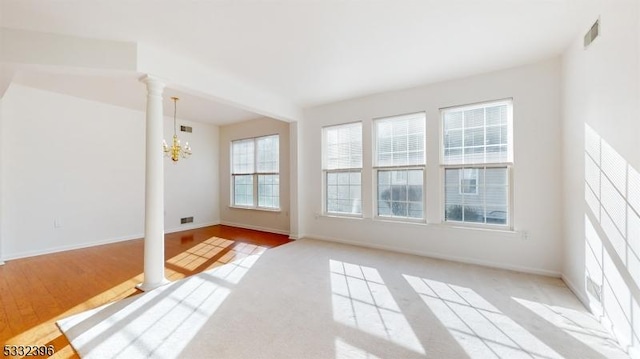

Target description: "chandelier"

left=163, top=96, right=192, bottom=162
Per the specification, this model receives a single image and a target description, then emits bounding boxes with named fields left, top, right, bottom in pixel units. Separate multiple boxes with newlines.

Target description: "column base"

left=136, top=278, right=170, bottom=292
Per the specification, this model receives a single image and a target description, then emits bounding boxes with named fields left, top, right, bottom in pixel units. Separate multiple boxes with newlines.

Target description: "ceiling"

left=11, top=70, right=262, bottom=125
left=0, top=0, right=591, bottom=124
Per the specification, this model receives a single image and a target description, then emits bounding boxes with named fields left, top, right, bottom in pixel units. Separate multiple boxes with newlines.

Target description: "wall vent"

left=586, top=275, right=602, bottom=302
left=584, top=19, right=600, bottom=48
left=180, top=125, right=193, bottom=133
left=180, top=216, right=194, bottom=224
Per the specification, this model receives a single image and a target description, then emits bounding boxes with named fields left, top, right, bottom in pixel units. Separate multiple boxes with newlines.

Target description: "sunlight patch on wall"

left=329, top=259, right=425, bottom=355
left=583, top=123, right=640, bottom=349
left=404, top=274, right=562, bottom=359
left=584, top=214, right=604, bottom=304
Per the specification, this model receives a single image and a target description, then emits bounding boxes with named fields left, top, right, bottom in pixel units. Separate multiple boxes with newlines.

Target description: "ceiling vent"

left=584, top=19, right=600, bottom=48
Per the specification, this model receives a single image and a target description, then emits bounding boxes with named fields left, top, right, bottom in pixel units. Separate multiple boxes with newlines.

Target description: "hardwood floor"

left=0, top=225, right=291, bottom=358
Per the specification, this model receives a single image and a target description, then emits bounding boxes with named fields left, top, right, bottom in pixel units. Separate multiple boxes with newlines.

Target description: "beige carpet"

left=58, top=239, right=628, bottom=359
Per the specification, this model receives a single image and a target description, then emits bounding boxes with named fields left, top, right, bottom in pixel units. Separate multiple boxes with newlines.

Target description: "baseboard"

left=304, top=234, right=562, bottom=278
left=2, top=221, right=222, bottom=262
left=561, top=274, right=590, bottom=309
left=220, top=220, right=290, bottom=236
left=3, top=233, right=144, bottom=261
left=165, top=220, right=220, bottom=234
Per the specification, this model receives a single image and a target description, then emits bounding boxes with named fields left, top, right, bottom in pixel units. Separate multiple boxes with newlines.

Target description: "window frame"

left=372, top=112, right=427, bottom=223
left=322, top=122, right=363, bottom=217
left=230, top=134, right=280, bottom=211
left=440, top=99, right=513, bottom=229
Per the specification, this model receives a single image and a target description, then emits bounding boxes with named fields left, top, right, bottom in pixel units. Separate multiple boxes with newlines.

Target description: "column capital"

left=139, top=74, right=166, bottom=95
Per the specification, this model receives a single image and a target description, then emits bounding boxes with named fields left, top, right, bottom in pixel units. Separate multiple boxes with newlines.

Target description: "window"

left=323, top=123, right=362, bottom=215
left=374, top=112, right=426, bottom=220
left=231, top=134, right=279, bottom=209
left=442, top=100, right=512, bottom=226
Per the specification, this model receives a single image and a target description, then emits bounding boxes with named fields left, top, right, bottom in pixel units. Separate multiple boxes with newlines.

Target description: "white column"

left=137, top=75, right=169, bottom=291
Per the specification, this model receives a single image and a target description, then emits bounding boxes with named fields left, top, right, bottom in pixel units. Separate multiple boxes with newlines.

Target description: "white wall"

left=164, top=116, right=219, bottom=232
left=0, top=84, right=219, bottom=259
left=562, top=0, right=640, bottom=355
left=219, top=117, right=290, bottom=234
left=300, top=58, right=563, bottom=275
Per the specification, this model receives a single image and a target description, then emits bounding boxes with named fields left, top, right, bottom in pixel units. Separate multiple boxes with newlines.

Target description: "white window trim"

left=439, top=98, right=513, bottom=164
left=322, top=121, right=363, bottom=217
left=372, top=111, right=427, bottom=222
left=322, top=169, right=364, bottom=218
left=439, top=165, right=513, bottom=229
left=230, top=134, right=280, bottom=211
left=439, top=99, right=514, bottom=229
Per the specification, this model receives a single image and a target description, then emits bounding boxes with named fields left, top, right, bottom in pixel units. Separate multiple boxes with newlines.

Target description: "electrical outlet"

left=586, top=275, right=602, bottom=302
left=521, top=230, right=529, bottom=240
left=54, top=218, right=62, bottom=228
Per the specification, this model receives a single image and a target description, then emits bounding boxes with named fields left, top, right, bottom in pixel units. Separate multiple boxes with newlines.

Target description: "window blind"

left=256, top=135, right=279, bottom=173
left=443, top=102, right=511, bottom=165
left=374, top=112, right=426, bottom=167
left=231, top=139, right=255, bottom=174
left=323, top=122, right=362, bottom=170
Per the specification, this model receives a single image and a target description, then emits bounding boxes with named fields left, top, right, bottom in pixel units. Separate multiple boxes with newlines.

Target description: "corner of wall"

left=218, top=117, right=291, bottom=234
left=561, top=273, right=589, bottom=309
left=559, top=0, right=640, bottom=353
left=0, top=94, right=4, bottom=264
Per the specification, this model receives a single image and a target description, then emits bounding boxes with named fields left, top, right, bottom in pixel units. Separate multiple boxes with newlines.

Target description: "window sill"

left=228, top=205, right=281, bottom=213
left=317, top=213, right=363, bottom=220
left=434, top=221, right=522, bottom=237
left=373, top=216, right=427, bottom=225
left=438, top=221, right=512, bottom=231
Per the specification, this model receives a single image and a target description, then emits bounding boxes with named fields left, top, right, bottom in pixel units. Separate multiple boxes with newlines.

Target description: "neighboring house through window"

left=231, top=134, right=280, bottom=209
left=442, top=99, right=513, bottom=226
left=459, top=168, right=479, bottom=195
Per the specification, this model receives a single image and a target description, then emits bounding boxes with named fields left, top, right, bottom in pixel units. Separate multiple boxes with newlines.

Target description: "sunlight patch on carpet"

left=330, top=259, right=425, bottom=355
left=57, top=252, right=262, bottom=358
left=404, top=274, right=562, bottom=359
